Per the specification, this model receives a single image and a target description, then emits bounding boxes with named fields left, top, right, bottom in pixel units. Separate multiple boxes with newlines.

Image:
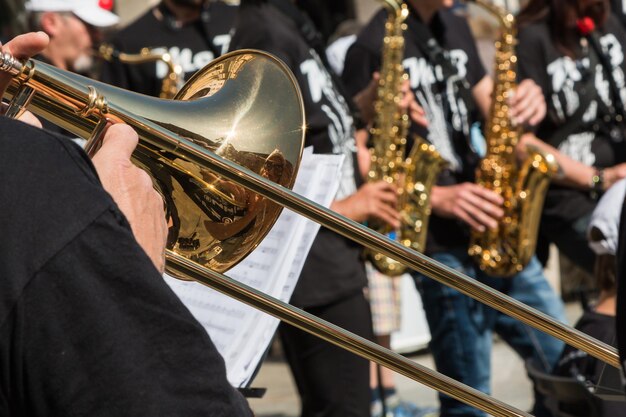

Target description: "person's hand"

left=331, top=181, right=401, bottom=229
left=400, top=78, right=428, bottom=128
left=0, top=32, right=49, bottom=98
left=91, top=124, right=168, bottom=273
left=355, top=128, right=371, bottom=179
left=431, top=183, right=504, bottom=232
left=0, top=32, right=48, bottom=127
left=509, top=79, right=546, bottom=127
left=0, top=101, right=42, bottom=127
left=353, top=73, right=428, bottom=128
left=353, top=72, right=379, bottom=125
left=603, top=163, right=626, bottom=191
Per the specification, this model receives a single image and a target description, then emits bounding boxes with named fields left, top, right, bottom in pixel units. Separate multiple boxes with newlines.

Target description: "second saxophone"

left=467, top=0, right=559, bottom=277
left=365, top=0, right=446, bottom=277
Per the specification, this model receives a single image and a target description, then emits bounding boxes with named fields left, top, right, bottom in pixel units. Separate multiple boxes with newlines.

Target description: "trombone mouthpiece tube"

left=0, top=52, right=23, bottom=76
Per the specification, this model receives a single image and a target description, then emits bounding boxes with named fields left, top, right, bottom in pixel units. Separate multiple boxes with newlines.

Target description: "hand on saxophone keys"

left=430, top=183, right=504, bottom=232
left=508, top=78, right=546, bottom=127
left=353, top=72, right=428, bottom=128
left=331, top=181, right=401, bottom=230
left=400, top=78, right=428, bottom=128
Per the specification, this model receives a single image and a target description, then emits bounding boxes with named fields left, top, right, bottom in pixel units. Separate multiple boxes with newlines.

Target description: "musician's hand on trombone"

left=0, top=32, right=49, bottom=126
left=0, top=32, right=48, bottom=94
left=509, top=78, right=546, bottom=127
left=331, top=181, right=401, bottom=229
left=431, top=183, right=504, bottom=232
left=0, top=102, right=41, bottom=127
left=92, top=124, right=168, bottom=274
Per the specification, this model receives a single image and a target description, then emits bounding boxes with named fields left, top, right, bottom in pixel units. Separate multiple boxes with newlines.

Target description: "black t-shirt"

left=611, top=0, right=626, bottom=29
left=0, top=116, right=252, bottom=416
left=342, top=6, right=486, bottom=254
left=518, top=16, right=626, bottom=229
left=553, top=310, right=626, bottom=414
left=553, top=311, right=623, bottom=393
left=99, top=1, right=237, bottom=97
left=230, top=1, right=367, bottom=308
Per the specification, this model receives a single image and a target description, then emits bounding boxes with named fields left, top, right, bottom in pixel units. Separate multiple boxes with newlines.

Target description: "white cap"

left=587, top=178, right=626, bottom=256
left=26, top=0, right=119, bottom=28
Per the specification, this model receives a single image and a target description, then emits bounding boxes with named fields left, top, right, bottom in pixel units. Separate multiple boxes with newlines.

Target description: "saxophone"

left=365, top=0, right=446, bottom=277
left=98, top=43, right=183, bottom=99
left=467, top=0, right=558, bottom=277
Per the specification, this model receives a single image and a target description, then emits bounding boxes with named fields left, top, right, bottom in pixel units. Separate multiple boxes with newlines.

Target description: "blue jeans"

left=412, top=249, right=566, bottom=417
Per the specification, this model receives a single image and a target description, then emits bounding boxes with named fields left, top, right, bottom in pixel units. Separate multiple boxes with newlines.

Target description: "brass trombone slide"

left=168, top=251, right=533, bottom=417
left=0, top=50, right=619, bottom=416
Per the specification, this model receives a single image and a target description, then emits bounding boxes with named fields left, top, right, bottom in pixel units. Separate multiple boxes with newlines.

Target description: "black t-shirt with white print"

left=99, top=1, right=237, bottom=97
left=342, top=7, right=486, bottom=254
left=518, top=15, right=626, bottom=228
left=229, top=1, right=367, bottom=308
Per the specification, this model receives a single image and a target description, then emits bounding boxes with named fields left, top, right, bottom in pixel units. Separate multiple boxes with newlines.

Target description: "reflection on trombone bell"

left=2, top=48, right=303, bottom=273
left=0, top=46, right=619, bottom=417
left=97, top=43, right=183, bottom=99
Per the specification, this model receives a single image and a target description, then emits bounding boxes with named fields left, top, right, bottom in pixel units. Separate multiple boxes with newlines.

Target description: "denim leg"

left=413, top=250, right=491, bottom=417
left=492, top=256, right=566, bottom=417
left=493, top=256, right=566, bottom=371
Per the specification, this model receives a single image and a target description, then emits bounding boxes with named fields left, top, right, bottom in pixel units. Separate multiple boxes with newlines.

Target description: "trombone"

left=0, top=48, right=619, bottom=417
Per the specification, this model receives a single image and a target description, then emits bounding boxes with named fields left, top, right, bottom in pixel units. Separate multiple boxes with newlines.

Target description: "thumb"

left=96, top=124, right=139, bottom=161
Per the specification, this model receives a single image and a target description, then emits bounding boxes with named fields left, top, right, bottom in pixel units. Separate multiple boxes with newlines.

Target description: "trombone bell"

left=2, top=50, right=306, bottom=274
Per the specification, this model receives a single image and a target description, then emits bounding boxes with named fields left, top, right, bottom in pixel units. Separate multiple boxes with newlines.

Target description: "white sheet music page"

left=163, top=148, right=344, bottom=387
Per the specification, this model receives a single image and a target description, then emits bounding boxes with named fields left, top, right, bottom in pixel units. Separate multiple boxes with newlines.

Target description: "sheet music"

left=163, top=148, right=344, bottom=387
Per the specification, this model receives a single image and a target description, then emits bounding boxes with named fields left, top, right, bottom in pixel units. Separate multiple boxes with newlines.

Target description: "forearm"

left=519, top=133, right=596, bottom=190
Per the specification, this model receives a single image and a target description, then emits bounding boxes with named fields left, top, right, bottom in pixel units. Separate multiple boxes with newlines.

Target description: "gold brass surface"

left=467, top=0, right=559, bottom=277
left=365, top=0, right=446, bottom=277
left=0, top=45, right=619, bottom=417
left=3, top=50, right=305, bottom=274
left=167, top=250, right=532, bottom=417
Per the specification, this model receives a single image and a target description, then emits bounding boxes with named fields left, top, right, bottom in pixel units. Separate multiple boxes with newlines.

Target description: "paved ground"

left=247, top=303, right=582, bottom=417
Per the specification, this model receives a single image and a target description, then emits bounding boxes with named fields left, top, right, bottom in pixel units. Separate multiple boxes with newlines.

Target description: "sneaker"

left=389, top=401, right=439, bottom=417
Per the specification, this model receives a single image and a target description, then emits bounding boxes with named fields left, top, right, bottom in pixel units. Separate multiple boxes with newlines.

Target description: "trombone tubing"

left=0, top=54, right=620, bottom=371
left=164, top=133, right=620, bottom=370
left=167, top=251, right=532, bottom=417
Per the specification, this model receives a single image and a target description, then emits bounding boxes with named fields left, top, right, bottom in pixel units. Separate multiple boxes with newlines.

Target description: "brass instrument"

left=98, top=43, right=183, bottom=99
left=0, top=49, right=618, bottom=417
left=365, top=0, right=446, bottom=277
left=468, top=0, right=559, bottom=277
